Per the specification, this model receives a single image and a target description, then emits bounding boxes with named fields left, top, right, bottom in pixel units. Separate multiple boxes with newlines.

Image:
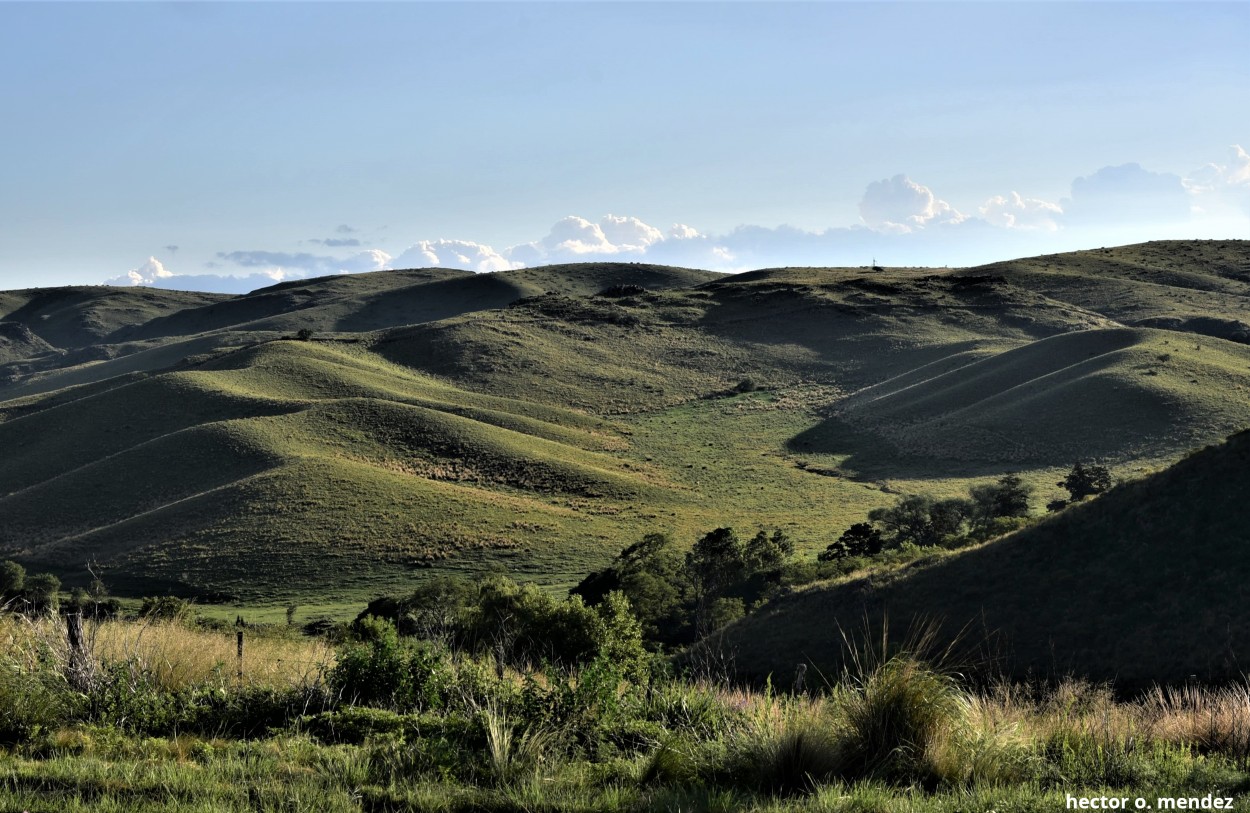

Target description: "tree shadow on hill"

left=787, top=416, right=1022, bottom=481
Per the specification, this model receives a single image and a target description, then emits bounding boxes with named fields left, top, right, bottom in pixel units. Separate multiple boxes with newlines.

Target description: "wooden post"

left=65, top=612, right=90, bottom=691
left=237, top=629, right=244, bottom=686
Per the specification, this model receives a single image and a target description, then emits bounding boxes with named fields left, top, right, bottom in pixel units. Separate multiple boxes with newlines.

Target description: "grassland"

left=5, top=610, right=1250, bottom=812
left=0, top=241, right=1248, bottom=606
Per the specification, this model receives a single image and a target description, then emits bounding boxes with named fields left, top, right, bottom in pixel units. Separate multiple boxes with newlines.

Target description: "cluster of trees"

left=357, top=573, right=649, bottom=679
left=572, top=528, right=793, bottom=646
left=1049, top=461, right=1113, bottom=510
left=0, top=560, right=63, bottom=615
left=1, top=560, right=119, bottom=619
left=818, top=463, right=1113, bottom=562
left=819, top=473, right=1034, bottom=561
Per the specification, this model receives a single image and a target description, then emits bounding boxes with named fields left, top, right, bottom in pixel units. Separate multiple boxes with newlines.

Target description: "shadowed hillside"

left=721, top=427, right=1250, bottom=688
left=0, top=286, right=227, bottom=348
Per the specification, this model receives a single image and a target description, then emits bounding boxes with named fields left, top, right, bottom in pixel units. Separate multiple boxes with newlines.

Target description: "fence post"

left=64, top=611, right=90, bottom=691
left=237, top=629, right=244, bottom=686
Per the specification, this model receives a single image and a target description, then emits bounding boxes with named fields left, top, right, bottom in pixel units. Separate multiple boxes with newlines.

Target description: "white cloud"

left=668, top=223, right=702, bottom=240
left=542, top=215, right=620, bottom=255
left=108, top=256, right=176, bottom=287
left=500, top=214, right=738, bottom=269
left=1062, top=163, right=1189, bottom=226
left=1186, top=145, right=1250, bottom=217
left=390, top=239, right=516, bottom=273
left=858, top=174, right=966, bottom=232
left=980, top=191, right=1064, bottom=231
left=217, top=249, right=392, bottom=276
left=598, top=214, right=663, bottom=250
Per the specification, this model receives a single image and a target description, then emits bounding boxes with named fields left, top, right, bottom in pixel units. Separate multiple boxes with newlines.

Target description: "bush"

left=732, top=718, right=842, bottom=795
left=139, top=595, right=193, bottom=621
left=329, top=616, right=450, bottom=711
left=832, top=655, right=970, bottom=784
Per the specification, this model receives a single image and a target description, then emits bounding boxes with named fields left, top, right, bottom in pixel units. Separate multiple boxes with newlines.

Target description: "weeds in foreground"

left=3, top=613, right=1250, bottom=810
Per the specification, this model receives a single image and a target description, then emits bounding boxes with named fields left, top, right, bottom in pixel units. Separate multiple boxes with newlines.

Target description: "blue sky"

left=1, top=2, right=1247, bottom=292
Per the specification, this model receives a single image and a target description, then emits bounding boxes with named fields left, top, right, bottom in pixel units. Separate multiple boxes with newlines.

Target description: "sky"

left=1, top=1, right=1248, bottom=293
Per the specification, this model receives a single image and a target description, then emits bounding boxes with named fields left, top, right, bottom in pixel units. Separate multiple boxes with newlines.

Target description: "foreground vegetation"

left=4, top=596, right=1250, bottom=812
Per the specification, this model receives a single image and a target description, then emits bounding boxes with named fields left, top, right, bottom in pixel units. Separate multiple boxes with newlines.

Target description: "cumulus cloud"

left=105, top=257, right=311, bottom=294
left=390, top=239, right=516, bottom=273
left=598, top=214, right=664, bottom=250
left=1186, top=145, right=1250, bottom=216
left=980, top=192, right=1064, bottom=231
left=498, top=214, right=736, bottom=269
left=217, top=249, right=391, bottom=276
left=859, top=175, right=966, bottom=232
left=668, top=223, right=702, bottom=240
left=108, top=256, right=176, bottom=287
left=1062, top=163, right=1189, bottom=226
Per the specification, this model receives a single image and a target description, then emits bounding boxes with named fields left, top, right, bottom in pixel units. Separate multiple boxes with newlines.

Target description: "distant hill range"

left=1, top=241, right=1248, bottom=608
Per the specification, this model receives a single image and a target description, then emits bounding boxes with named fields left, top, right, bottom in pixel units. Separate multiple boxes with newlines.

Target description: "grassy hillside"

left=0, top=321, right=55, bottom=364
left=0, top=286, right=226, bottom=348
left=2, top=242, right=1250, bottom=601
left=721, top=427, right=1250, bottom=688
left=0, top=339, right=674, bottom=597
left=831, top=327, right=1250, bottom=465
left=111, top=262, right=717, bottom=341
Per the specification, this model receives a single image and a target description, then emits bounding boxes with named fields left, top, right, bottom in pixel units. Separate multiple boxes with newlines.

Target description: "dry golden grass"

left=0, top=614, right=334, bottom=692
left=89, top=619, right=335, bottom=691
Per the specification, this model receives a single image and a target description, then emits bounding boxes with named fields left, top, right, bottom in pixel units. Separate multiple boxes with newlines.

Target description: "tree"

left=24, top=572, right=60, bottom=615
left=685, top=527, right=747, bottom=605
left=969, top=473, right=1032, bottom=526
left=0, top=560, right=25, bottom=600
left=572, top=533, right=690, bottom=645
left=819, top=522, right=885, bottom=561
left=744, top=529, right=794, bottom=573
left=869, top=494, right=974, bottom=548
left=869, top=495, right=937, bottom=547
left=1059, top=462, right=1112, bottom=501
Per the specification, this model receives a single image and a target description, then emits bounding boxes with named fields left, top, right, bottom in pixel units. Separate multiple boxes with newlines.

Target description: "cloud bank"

left=110, top=145, right=1249, bottom=292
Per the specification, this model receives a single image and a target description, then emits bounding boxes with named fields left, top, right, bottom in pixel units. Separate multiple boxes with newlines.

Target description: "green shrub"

left=733, top=719, right=842, bottom=795
left=832, top=655, right=970, bottom=783
left=329, top=616, right=450, bottom=711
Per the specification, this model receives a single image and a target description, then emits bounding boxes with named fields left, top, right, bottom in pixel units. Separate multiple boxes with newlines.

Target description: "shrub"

left=734, top=718, right=842, bottom=795
left=139, top=595, right=193, bottom=621
left=329, top=616, right=450, bottom=711
left=832, top=655, right=970, bottom=784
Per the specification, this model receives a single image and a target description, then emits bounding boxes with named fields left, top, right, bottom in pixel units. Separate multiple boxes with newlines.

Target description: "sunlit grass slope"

left=0, top=339, right=672, bottom=597
left=112, top=262, right=718, bottom=341
left=830, top=327, right=1250, bottom=465
left=723, top=427, right=1250, bottom=688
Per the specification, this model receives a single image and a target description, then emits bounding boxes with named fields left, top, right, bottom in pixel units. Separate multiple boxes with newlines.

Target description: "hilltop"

left=0, top=240, right=1247, bottom=601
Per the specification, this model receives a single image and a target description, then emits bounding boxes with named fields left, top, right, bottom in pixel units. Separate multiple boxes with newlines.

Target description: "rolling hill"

left=0, top=240, right=1248, bottom=602
left=719, top=426, right=1250, bottom=688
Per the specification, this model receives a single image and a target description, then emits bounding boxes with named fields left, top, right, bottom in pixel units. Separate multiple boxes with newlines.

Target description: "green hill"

left=720, top=427, right=1250, bottom=688
left=2, top=242, right=1250, bottom=602
left=0, top=321, right=55, bottom=365
left=0, top=286, right=226, bottom=348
